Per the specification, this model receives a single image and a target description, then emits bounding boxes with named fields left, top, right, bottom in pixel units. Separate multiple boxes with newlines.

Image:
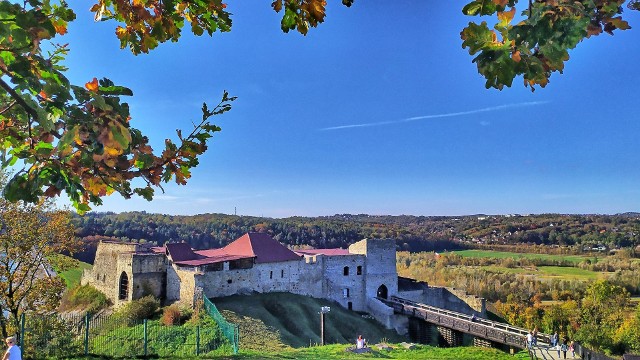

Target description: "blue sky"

left=61, top=1, right=640, bottom=217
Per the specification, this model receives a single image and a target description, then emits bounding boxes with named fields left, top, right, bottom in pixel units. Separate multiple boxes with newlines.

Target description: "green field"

left=480, top=265, right=603, bottom=280
left=453, top=250, right=587, bottom=264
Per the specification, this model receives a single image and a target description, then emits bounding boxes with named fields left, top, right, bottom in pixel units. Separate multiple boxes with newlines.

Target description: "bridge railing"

left=386, top=296, right=551, bottom=346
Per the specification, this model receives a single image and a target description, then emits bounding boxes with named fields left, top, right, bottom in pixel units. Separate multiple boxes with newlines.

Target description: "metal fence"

left=17, top=303, right=236, bottom=359
left=203, top=295, right=239, bottom=354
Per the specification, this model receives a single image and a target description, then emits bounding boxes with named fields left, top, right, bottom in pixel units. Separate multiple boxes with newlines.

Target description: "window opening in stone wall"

left=102, top=274, right=105, bottom=282
left=270, top=271, right=273, bottom=279
left=227, top=279, right=232, bottom=284
left=118, top=272, right=129, bottom=300
left=343, top=266, right=349, bottom=276
left=357, top=266, right=362, bottom=275
left=348, top=302, right=353, bottom=310
left=343, top=288, right=350, bottom=298
left=281, top=269, right=284, bottom=278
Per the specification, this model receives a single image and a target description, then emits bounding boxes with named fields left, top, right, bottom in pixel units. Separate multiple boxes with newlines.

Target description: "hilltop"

left=73, top=212, right=640, bottom=264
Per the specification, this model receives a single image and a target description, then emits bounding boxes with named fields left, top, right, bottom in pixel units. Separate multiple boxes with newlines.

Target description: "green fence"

left=18, top=303, right=237, bottom=359
left=203, top=295, right=240, bottom=354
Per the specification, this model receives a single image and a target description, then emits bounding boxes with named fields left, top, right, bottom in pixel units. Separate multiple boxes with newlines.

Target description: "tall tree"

left=0, top=188, right=78, bottom=338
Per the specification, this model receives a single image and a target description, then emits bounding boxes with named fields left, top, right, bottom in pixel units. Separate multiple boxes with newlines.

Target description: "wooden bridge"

left=381, top=296, right=545, bottom=349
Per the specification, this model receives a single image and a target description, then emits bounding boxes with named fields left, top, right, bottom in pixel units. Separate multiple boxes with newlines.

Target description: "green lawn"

left=58, top=260, right=92, bottom=287
left=452, top=250, right=587, bottom=264
left=70, top=344, right=531, bottom=359
left=233, top=344, right=531, bottom=359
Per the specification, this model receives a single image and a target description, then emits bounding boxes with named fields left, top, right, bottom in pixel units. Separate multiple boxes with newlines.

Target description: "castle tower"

left=348, top=238, right=398, bottom=300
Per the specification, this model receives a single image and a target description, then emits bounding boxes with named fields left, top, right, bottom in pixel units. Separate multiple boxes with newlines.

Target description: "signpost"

left=320, top=306, right=330, bottom=345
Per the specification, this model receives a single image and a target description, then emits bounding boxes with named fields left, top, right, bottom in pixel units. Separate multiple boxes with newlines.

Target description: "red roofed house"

left=82, top=233, right=399, bottom=327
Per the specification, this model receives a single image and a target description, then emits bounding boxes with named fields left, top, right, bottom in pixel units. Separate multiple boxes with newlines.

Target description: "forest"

left=73, top=212, right=640, bottom=255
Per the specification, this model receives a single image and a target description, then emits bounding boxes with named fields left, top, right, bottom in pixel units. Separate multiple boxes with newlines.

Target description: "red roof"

left=197, top=232, right=301, bottom=264
left=175, top=254, right=252, bottom=266
left=295, top=249, right=351, bottom=256
left=166, top=242, right=199, bottom=262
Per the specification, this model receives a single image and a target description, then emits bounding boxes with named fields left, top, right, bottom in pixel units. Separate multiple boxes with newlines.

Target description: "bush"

left=59, top=284, right=110, bottom=313
left=118, top=295, right=159, bottom=324
left=161, top=305, right=182, bottom=326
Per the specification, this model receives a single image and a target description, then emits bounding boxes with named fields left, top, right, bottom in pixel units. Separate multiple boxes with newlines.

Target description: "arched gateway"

left=377, top=284, right=388, bottom=299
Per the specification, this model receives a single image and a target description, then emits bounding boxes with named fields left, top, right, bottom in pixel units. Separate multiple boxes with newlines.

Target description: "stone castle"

left=82, top=232, right=400, bottom=324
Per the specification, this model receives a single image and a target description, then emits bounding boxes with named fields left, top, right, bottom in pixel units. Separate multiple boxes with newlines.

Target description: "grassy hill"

left=58, top=258, right=92, bottom=287
left=213, top=292, right=530, bottom=359
left=213, top=292, right=407, bottom=351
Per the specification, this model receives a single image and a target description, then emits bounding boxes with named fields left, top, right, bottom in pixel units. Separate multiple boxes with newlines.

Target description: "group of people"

left=527, top=329, right=575, bottom=359
left=550, top=331, right=575, bottom=359
left=3, top=336, right=21, bottom=360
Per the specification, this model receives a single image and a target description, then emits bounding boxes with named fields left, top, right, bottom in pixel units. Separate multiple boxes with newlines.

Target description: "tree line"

left=73, top=212, right=640, bottom=259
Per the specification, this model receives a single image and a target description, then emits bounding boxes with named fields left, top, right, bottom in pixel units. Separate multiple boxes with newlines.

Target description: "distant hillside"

left=212, top=292, right=406, bottom=350
left=73, top=212, right=640, bottom=262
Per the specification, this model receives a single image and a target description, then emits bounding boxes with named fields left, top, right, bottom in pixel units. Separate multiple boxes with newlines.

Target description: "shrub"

left=118, top=295, right=159, bottom=324
left=59, top=284, right=110, bottom=313
left=161, top=305, right=182, bottom=326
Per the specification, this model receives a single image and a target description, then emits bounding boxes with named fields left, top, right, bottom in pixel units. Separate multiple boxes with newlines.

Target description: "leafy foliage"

left=59, top=284, right=110, bottom=314
left=117, top=295, right=160, bottom=325
left=0, top=1, right=235, bottom=213
left=461, top=0, right=635, bottom=90
left=0, top=181, right=78, bottom=338
left=0, top=0, right=637, bottom=213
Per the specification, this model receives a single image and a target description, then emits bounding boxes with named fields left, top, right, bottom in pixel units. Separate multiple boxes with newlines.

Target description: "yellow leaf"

left=493, top=0, right=509, bottom=6
left=497, top=8, right=516, bottom=26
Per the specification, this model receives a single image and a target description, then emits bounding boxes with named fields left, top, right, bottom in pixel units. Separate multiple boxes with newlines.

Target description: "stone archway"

left=119, top=271, right=129, bottom=300
left=377, top=284, right=388, bottom=299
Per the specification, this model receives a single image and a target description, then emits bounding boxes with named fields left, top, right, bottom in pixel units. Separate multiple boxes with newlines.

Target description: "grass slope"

left=213, top=292, right=406, bottom=351
left=58, top=259, right=92, bottom=287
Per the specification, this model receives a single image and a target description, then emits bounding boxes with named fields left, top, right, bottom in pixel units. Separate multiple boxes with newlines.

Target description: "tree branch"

left=0, top=77, right=39, bottom=121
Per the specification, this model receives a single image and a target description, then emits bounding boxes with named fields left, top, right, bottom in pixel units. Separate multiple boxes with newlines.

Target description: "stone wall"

left=322, top=254, right=366, bottom=311
left=131, top=254, right=166, bottom=300
left=82, top=241, right=139, bottom=306
left=414, top=286, right=486, bottom=316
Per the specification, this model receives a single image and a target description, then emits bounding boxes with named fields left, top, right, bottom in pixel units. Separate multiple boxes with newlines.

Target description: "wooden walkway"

left=382, top=295, right=577, bottom=360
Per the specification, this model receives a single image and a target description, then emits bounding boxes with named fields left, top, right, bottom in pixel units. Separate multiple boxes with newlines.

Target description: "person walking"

left=560, top=338, right=569, bottom=359
left=569, top=340, right=575, bottom=358
left=526, top=331, right=533, bottom=349
left=3, top=336, right=21, bottom=360
left=532, top=327, right=538, bottom=346
left=552, top=331, right=559, bottom=347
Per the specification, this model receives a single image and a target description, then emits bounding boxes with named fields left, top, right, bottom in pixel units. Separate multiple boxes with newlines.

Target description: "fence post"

left=144, top=319, right=148, bottom=357
left=196, top=325, right=200, bottom=356
left=19, top=313, right=25, bottom=347
left=235, top=324, right=240, bottom=354
left=84, top=313, right=90, bottom=355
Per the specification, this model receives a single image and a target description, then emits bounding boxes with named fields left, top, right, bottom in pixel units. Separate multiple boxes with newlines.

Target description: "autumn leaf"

left=85, top=78, right=99, bottom=92
left=512, top=50, right=521, bottom=62
left=493, top=0, right=509, bottom=7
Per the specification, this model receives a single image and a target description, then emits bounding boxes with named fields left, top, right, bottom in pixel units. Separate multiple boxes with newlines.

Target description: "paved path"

left=530, top=345, right=580, bottom=360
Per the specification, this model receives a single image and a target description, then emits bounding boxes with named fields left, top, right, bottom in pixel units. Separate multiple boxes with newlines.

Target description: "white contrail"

left=319, top=101, right=550, bottom=131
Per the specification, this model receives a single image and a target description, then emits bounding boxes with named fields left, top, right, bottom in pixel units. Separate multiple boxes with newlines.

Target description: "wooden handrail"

left=383, top=296, right=550, bottom=346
